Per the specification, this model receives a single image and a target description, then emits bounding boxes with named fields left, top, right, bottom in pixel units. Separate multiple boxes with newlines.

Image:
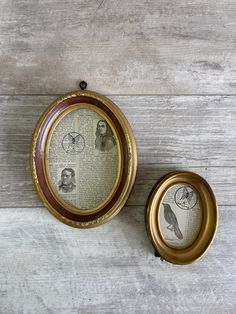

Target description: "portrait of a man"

left=95, top=120, right=116, bottom=152
left=58, top=168, right=76, bottom=193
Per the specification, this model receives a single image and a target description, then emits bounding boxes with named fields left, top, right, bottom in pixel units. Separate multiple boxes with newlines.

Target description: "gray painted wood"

left=0, top=95, right=235, bottom=207
left=0, top=206, right=235, bottom=314
left=1, top=1, right=236, bottom=312
left=1, top=95, right=235, bottom=313
left=0, top=1, right=236, bottom=95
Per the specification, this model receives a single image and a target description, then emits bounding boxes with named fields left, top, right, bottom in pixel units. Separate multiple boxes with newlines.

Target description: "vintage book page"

left=47, top=108, right=119, bottom=210
left=159, top=184, right=202, bottom=248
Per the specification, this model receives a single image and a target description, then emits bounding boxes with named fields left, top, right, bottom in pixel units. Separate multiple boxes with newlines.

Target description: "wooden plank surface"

left=0, top=95, right=235, bottom=208
left=0, top=1, right=236, bottom=95
left=0, top=206, right=235, bottom=314
left=1, top=1, right=236, bottom=313
left=1, top=95, right=235, bottom=312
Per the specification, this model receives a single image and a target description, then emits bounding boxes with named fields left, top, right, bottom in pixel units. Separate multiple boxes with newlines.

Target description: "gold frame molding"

left=31, top=90, right=137, bottom=228
left=146, top=171, right=218, bottom=264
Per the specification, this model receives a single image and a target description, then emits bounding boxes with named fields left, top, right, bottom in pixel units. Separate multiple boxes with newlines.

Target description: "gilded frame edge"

left=30, top=90, right=137, bottom=228
left=145, top=171, right=218, bottom=264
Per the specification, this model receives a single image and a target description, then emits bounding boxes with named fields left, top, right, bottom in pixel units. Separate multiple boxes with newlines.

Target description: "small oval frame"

left=31, top=90, right=137, bottom=228
left=146, top=171, right=218, bottom=264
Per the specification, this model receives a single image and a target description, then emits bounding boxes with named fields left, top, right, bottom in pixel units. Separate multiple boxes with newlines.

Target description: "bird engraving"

left=180, top=186, right=194, bottom=205
left=163, top=203, right=183, bottom=240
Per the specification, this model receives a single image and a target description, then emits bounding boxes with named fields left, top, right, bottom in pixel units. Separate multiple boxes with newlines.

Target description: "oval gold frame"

left=146, top=171, right=218, bottom=264
left=31, top=90, right=137, bottom=228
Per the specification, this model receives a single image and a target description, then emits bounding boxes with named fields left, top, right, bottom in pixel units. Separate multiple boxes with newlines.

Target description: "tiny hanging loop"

left=79, top=81, right=87, bottom=90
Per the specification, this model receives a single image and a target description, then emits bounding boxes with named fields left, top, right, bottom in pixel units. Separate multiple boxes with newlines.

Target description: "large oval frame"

left=146, top=171, right=218, bottom=264
left=31, top=90, right=137, bottom=228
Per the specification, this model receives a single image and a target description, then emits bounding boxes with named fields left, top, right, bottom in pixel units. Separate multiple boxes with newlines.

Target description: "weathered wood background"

left=0, top=1, right=236, bottom=313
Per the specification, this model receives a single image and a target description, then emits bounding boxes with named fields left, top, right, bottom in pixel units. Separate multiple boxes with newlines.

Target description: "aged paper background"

left=47, top=108, right=119, bottom=210
left=159, top=184, right=202, bottom=248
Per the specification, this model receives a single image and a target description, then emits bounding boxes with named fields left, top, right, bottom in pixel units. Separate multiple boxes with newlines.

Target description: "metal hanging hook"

left=79, top=81, right=87, bottom=90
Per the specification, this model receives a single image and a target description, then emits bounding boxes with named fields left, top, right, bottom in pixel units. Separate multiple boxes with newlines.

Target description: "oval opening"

left=45, top=104, right=121, bottom=213
left=159, top=183, right=203, bottom=249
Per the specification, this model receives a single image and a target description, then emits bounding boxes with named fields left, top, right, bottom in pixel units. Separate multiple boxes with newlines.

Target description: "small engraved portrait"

left=58, top=168, right=76, bottom=193
left=175, top=185, right=197, bottom=210
left=95, top=120, right=116, bottom=152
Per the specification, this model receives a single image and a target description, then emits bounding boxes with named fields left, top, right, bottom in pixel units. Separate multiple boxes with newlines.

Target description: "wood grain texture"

left=0, top=95, right=235, bottom=208
left=0, top=206, right=235, bottom=314
left=1, top=1, right=236, bottom=312
left=0, top=0, right=236, bottom=95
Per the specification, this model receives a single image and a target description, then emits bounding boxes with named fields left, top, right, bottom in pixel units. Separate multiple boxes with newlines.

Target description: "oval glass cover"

left=159, top=184, right=202, bottom=249
left=46, top=106, right=120, bottom=211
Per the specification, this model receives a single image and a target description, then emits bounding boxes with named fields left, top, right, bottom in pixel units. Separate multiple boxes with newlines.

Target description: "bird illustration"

left=180, top=186, right=194, bottom=205
left=163, top=203, right=183, bottom=240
